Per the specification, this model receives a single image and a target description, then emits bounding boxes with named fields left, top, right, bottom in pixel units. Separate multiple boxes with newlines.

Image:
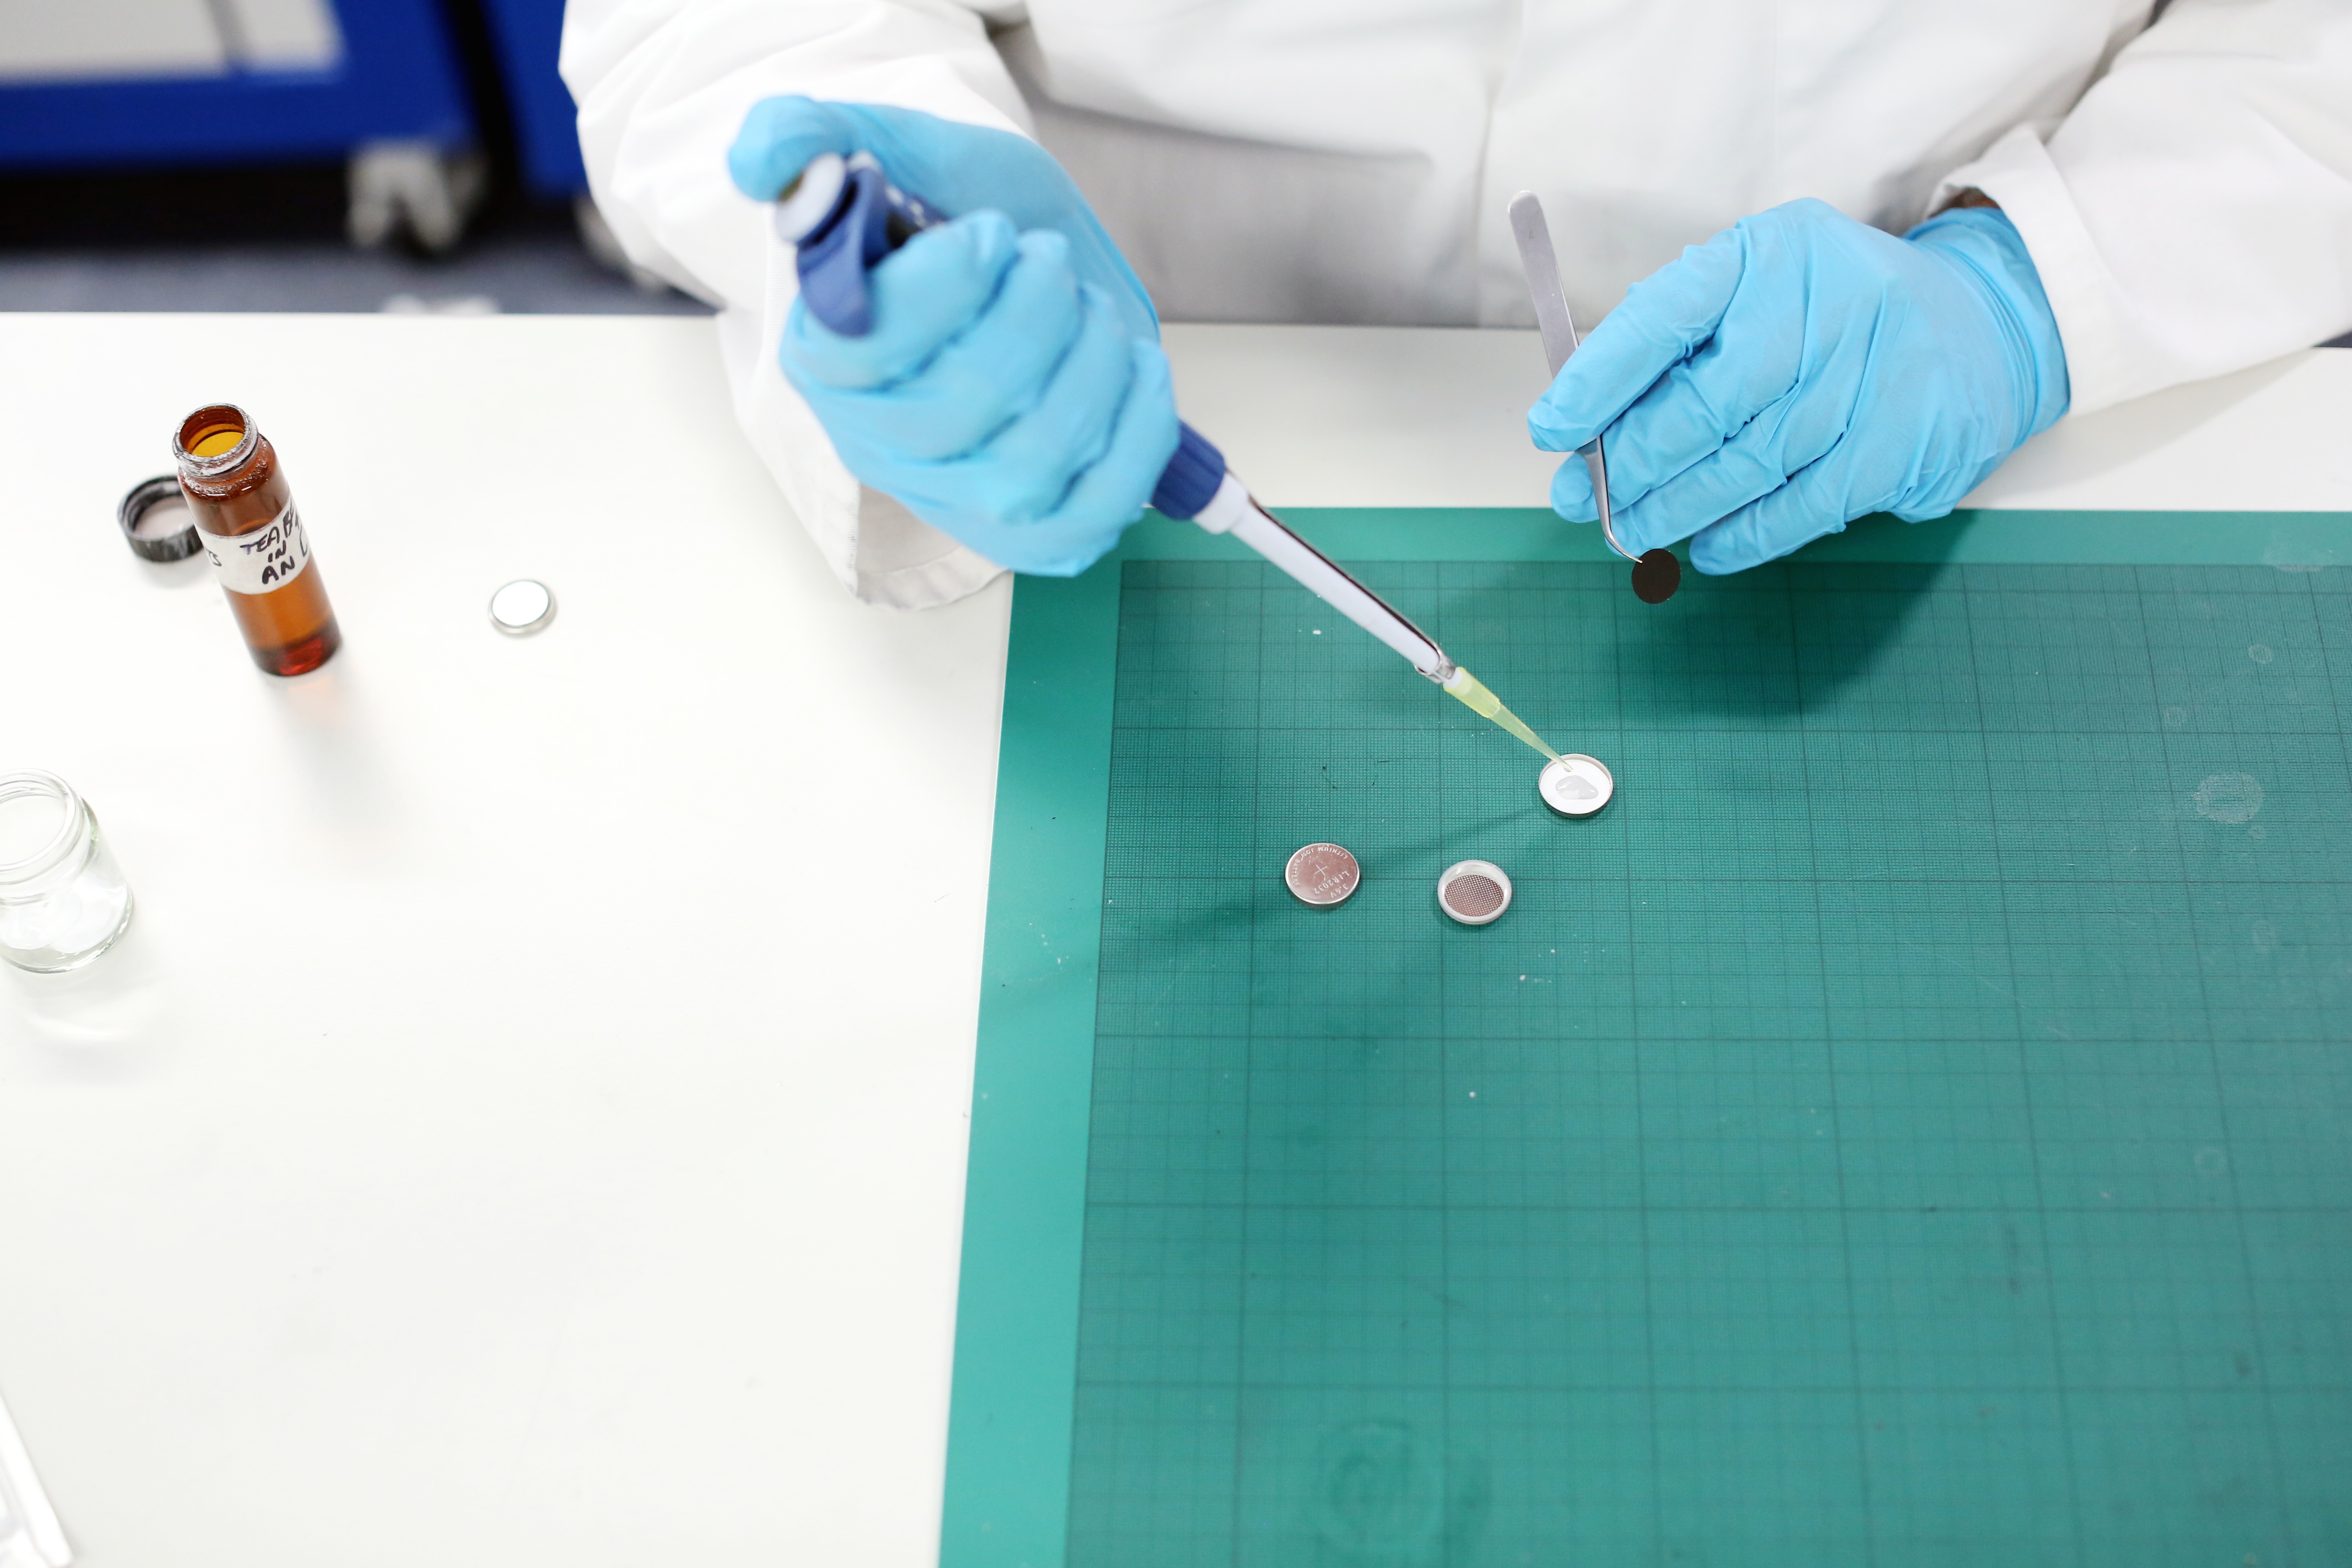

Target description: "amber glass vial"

left=174, top=404, right=341, bottom=676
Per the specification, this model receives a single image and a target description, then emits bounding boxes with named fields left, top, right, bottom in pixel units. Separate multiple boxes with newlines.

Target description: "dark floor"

left=0, top=229, right=711, bottom=316
left=0, top=165, right=712, bottom=316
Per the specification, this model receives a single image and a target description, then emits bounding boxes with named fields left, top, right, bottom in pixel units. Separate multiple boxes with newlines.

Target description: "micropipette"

left=774, top=151, right=1563, bottom=760
left=1506, top=192, right=1682, bottom=606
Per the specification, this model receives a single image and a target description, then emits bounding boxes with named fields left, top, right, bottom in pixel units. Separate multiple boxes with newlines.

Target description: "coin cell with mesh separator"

left=1437, top=860, right=1512, bottom=925
left=1539, top=753, right=1615, bottom=817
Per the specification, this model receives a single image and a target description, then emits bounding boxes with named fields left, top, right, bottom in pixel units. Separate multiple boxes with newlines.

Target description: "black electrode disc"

left=1631, top=549, right=1681, bottom=604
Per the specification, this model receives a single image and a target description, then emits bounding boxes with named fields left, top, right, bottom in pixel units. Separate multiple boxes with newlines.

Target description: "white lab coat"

left=562, top=0, right=2352, bottom=608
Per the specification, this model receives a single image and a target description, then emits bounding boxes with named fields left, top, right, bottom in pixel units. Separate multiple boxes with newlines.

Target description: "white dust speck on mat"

left=2249, top=644, right=2274, bottom=664
left=2193, top=771, right=2264, bottom=825
left=2263, top=539, right=2330, bottom=574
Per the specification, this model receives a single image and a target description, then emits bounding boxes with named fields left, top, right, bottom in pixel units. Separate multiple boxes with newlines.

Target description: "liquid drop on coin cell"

left=1539, top=754, right=1615, bottom=817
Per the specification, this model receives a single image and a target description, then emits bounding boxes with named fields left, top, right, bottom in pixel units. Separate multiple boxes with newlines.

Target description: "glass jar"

left=0, top=772, right=136, bottom=973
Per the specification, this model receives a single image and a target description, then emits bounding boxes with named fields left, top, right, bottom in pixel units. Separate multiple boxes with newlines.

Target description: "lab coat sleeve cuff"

left=850, top=488, right=1009, bottom=608
left=1933, top=125, right=2135, bottom=418
left=717, top=267, right=1006, bottom=611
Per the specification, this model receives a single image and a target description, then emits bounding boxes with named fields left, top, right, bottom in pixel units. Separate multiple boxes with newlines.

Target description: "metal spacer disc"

left=489, top=579, right=556, bottom=636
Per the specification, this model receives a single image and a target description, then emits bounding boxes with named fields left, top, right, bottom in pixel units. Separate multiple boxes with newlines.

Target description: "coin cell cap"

left=1438, top=860, right=1512, bottom=925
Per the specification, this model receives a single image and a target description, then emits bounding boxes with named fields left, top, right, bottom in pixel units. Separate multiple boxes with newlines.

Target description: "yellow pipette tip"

left=1442, top=666, right=1558, bottom=761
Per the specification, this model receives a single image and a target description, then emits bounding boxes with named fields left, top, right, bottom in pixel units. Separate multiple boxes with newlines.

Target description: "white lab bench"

left=1, top=315, right=2346, bottom=1568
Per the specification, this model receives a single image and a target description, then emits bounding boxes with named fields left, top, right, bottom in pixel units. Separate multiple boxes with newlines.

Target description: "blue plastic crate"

left=0, top=0, right=472, bottom=170
left=477, top=0, right=585, bottom=199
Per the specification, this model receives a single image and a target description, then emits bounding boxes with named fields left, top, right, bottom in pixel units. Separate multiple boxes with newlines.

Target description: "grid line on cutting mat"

left=1063, top=558, right=2352, bottom=1568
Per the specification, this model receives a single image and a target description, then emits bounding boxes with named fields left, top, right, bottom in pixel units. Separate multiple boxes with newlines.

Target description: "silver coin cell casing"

left=1285, top=842, right=1361, bottom=907
left=1539, top=753, right=1615, bottom=817
left=1437, top=859, right=1513, bottom=925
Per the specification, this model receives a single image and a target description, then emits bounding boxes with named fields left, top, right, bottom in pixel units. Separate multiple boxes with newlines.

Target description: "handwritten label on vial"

left=196, top=504, right=312, bottom=596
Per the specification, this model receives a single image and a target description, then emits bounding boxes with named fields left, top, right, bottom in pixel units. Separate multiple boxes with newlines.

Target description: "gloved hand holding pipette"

left=1529, top=198, right=2071, bottom=576
left=728, top=94, right=1568, bottom=763
left=728, top=98, right=1176, bottom=577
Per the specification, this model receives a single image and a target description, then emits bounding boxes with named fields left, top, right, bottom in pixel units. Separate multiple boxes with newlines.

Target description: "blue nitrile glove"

left=1529, top=199, right=2069, bottom=575
left=728, top=98, right=1177, bottom=577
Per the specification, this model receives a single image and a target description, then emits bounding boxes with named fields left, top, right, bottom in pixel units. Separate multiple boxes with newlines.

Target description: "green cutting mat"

left=943, top=510, right=2352, bottom=1568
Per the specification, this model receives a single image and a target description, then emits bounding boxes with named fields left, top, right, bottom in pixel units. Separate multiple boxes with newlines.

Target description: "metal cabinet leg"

left=348, top=140, right=487, bottom=254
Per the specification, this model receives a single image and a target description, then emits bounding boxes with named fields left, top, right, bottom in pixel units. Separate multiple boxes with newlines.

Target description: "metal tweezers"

left=1508, top=191, right=1638, bottom=566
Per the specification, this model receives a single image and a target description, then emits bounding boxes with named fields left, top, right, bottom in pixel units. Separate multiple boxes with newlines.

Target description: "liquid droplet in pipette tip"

left=1442, top=667, right=1559, bottom=761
